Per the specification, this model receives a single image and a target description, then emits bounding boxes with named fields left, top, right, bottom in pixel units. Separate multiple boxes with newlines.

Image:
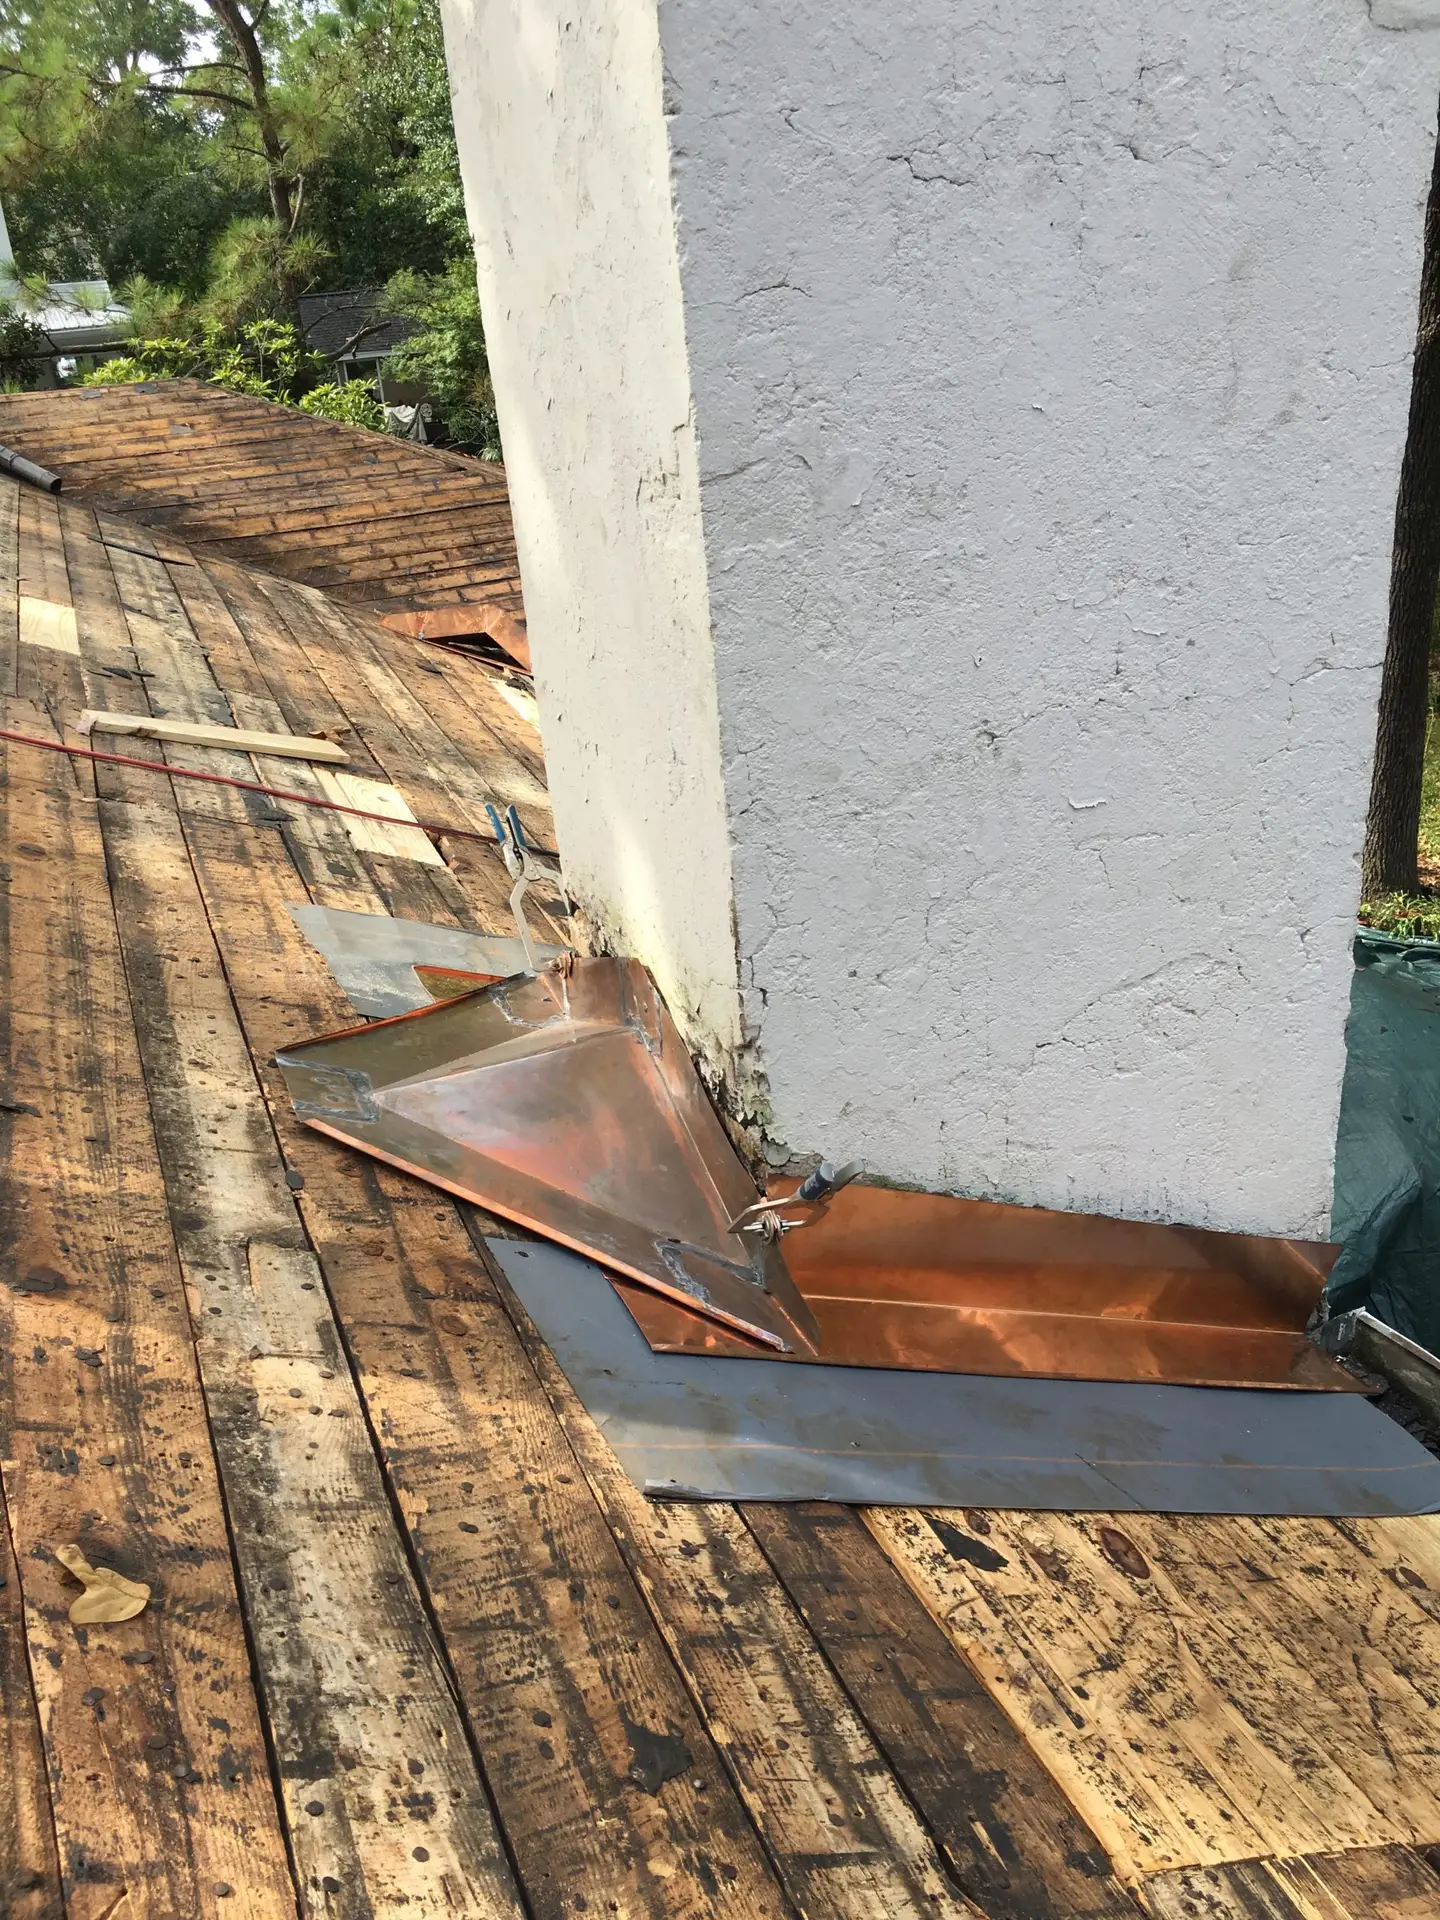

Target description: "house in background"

left=297, top=285, right=431, bottom=436
left=0, top=196, right=129, bottom=382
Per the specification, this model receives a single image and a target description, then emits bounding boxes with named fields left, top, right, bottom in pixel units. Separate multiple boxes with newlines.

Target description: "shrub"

left=84, top=318, right=319, bottom=401
left=298, top=380, right=385, bottom=430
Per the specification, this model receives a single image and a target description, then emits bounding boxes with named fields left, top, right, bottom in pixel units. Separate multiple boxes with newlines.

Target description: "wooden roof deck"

left=3, top=452, right=1440, bottom=1917
left=0, top=381, right=525, bottom=616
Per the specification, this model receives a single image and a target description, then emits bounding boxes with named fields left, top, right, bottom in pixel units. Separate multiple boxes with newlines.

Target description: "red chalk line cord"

left=0, top=726, right=560, bottom=860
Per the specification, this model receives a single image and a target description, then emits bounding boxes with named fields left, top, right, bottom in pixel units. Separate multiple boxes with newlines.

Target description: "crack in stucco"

left=884, top=150, right=979, bottom=190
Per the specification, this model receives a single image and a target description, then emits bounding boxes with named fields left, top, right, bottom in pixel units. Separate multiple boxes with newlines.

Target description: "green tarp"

left=1330, top=929, right=1440, bottom=1354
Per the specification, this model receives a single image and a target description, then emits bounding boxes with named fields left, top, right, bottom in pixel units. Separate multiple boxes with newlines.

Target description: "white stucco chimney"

left=440, top=0, right=1440, bottom=1236
left=0, top=196, right=17, bottom=288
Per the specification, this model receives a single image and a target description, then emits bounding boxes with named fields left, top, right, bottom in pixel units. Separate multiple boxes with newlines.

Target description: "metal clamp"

left=727, top=1158, right=864, bottom=1242
left=487, top=802, right=569, bottom=975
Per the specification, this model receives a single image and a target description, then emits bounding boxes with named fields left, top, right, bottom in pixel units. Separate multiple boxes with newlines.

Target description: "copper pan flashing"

left=614, top=1182, right=1360, bottom=1390
left=413, top=963, right=505, bottom=1000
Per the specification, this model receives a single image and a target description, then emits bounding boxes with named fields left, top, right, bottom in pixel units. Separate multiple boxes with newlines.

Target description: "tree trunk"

left=1362, top=114, right=1440, bottom=898
left=204, top=0, right=294, bottom=232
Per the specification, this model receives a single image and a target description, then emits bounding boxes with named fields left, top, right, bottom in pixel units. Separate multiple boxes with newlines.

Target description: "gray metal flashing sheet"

left=489, top=1239, right=1440, bottom=1515
left=286, top=904, right=563, bottom=1016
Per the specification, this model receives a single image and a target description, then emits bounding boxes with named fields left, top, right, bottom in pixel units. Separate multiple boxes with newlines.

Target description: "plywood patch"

left=312, top=766, right=443, bottom=864
left=868, top=1509, right=1440, bottom=1882
left=18, top=594, right=78, bottom=654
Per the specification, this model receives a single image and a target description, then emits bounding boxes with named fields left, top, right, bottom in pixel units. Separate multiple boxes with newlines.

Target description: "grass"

left=1359, top=893, right=1440, bottom=941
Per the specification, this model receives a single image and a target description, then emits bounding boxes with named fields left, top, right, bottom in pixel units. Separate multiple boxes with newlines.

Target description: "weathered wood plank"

left=1330, top=1512, right=1440, bottom=1629
left=1138, top=1855, right=1318, bottom=1919
left=15, top=493, right=86, bottom=731
left=0, top=475, right=21, bottom=695
left=194, top=564, right=563, bottom=938
left=0, top=384, right=523, bottom=617
left=103, top=539, right=263, bottom=830
left=58, top=505, right=171, bottom=814
left=0, top=732, right=298, bottom=1918
left=0, top=1473, right=63, bottom=1919
left=746, top=1502, right=1140, bottom=1918
left=97, top=786, right=526, bottom=1919
left=1140, top=1844, right=1440, bottom=1920
left=1112, top=1516, right=1440, bottom=1844
left=482, top=1245, right=980, bottom=1920
left=149, top=546, right=411, bottom=882
left=256, top=577, right=551, bottom=843
left=16, top=489, right=69, bottom=607
left=187, top=559, right=390, bottom=777
left=1304, top=1844, right=1440, bottom=1918
left=865, top=1509, right=1440, bottom=1881
left=179, top=816, right=795, bottom=1920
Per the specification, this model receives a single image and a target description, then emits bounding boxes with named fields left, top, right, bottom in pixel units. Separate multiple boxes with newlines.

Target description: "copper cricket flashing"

left=275, top=954, right=1360, bottom=1391
left=276, top=955, right=822, bottom=1354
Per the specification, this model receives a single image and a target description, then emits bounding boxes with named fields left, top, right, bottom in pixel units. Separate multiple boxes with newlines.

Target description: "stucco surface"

left=439, top=0, right=743, bottom=1065
left=657, top=0, right=1440, bottom=1232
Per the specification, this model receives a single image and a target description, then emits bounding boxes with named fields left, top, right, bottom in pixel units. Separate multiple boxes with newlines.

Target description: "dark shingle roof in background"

left=0, top=378, right=522, bottom=615
left=297, top=287, right=414, bottom=360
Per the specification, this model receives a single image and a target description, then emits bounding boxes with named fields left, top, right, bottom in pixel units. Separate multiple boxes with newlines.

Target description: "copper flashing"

left=613, top=1182, right=1360, bottom=1390
left=379, top=601, right=532, bottom=672
left=275, top=957, right=820, bottom=1354
left=276, top=954, right=1356, bottom=1391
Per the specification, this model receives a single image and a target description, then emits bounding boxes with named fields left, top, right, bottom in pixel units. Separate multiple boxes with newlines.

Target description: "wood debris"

left=75, top=708, right=351, bottom=763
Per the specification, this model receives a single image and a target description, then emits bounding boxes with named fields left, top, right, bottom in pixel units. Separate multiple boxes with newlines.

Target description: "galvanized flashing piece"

left=286, top=903, right=562, bottom=1017
left=491, top=1239, right=1440, bottom=1515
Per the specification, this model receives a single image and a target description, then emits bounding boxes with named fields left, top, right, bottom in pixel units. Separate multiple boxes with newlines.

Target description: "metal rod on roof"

left=0, top=444, right=61, bottom=493
left=0, top=725, right=561, bottom=859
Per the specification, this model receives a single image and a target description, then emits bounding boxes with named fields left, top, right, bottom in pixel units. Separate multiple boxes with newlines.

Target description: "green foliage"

left=383, top=258, right=498, bottom=456
left=0, top=0, right=468, bottom=301
left=7, top=111, right=258, bottom=292
left=0, top=0, right=496, bottom=452
left=0, top=299, right=49, bottom=388
left=1358, top=894, right=1440, bottom=943
left=85, top=319, right=391, bottom=436
left=1421, top=707, right=1440, bottom=877
left=298, top=378, right=383, bottom=429
left=1357, top=717, right=1440, bottom=939
left=0, top=0, right=249, bottom=288
left=84, top=316, right=320, bottom=400
left=285, top=0, right=469, bottom=284
left=200, top=215, right=332, bottom=327
left=119, top=272, right=191, bottom=335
